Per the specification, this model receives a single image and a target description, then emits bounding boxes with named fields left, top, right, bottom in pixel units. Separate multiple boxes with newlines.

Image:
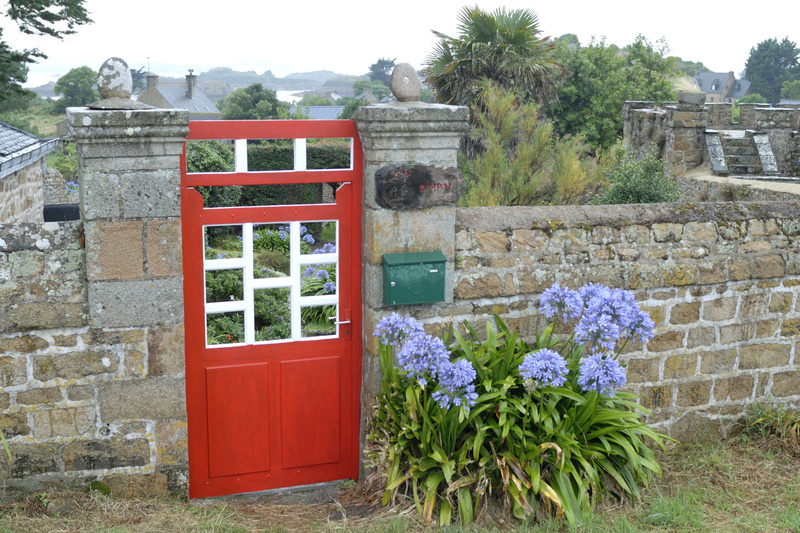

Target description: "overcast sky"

left=4, top=0, right=797, bottom=87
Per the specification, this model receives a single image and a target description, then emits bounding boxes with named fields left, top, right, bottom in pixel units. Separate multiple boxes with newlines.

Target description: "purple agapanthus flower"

left=540, top=283, right=583, bottom=321
left=577, top=353, right=627, bottom=396
left=396, top=333, right=451, bottom=386
left=574, top=313, right=622, bottom=352
left=313, top=242, right=336, bottom=254
left=323, top=281, right=336, bottom=293
left=315, top=269, right=329, bottom=280
left=373, top=312, right=424, bottom=348
left=432, top=358, right=478, bottom=409
left=303, top=266, right=317, bottom=277
left=627, top=308, right=655, bottom=343
left=519, top=349, right=568, bottom=388
left=302, top=233, right=315, bottom=245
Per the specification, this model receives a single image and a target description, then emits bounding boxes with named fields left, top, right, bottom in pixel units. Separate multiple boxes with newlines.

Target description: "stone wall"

left=0, top=107, right=189, bottom=500
left=0, top=163, right=45, bottom=223
left=405, top=202, right=800, bottom=441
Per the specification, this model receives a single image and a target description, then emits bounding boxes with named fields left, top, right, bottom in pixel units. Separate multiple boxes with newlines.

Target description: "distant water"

left=276, top=90, right=306, bottom=104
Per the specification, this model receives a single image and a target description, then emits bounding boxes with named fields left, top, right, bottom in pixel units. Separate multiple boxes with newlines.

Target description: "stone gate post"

left=352, top=65, right=469, bottom=471
left=66, top=82, right=190, bottom=491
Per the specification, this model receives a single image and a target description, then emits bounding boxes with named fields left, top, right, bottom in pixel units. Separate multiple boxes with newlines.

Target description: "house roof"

left=0, top=122, right=58, bottom=179
left=289, top=105, right=345, bottom=120
left=138, top=80, right=221, bottom=120
left=693, top=72, right=751, bottom=99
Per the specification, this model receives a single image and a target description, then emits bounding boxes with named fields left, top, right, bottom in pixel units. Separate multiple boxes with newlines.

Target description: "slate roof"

left=693, top=72, right=751, bottom=100
left=289, top=105, right=345, bottom=120
left=0, top=122, right=58, bottom=179
left=138, top=80, right=221, bottom=120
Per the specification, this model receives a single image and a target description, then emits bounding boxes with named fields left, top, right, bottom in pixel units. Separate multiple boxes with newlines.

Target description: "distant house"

left=138, top=71, right=221, bottom=120
left=0, top=121, right=59, bottom=223
left=289, top=105, right=345, bottom=120
left=694, top=71, right=751, bottom=104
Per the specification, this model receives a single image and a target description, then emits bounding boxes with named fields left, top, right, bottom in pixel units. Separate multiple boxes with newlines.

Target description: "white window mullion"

left=293, top=138, right=307, bottom=171
left=289, top=221, right=302, bottom=340
left=242, top=223, right=256, bottom=344
left=235, top=139, right=248, bottom=172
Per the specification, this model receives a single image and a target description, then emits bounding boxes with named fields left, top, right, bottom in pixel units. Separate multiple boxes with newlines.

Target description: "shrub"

left=458, top=80, right=603, bottom=207
left=368, top=283, right=667, bottom=526
left=592, top=145, right=678, bottom=204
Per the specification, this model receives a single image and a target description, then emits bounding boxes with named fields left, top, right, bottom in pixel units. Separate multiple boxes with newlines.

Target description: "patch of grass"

left=0, top=434, right=798, bottom=532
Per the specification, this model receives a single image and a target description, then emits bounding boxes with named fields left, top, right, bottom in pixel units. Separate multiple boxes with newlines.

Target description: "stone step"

left=728, top=164, right=762, bottom=174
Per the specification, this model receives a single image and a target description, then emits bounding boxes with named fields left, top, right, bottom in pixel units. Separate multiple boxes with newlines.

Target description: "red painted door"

left=181, top=120, right=362, bottom=498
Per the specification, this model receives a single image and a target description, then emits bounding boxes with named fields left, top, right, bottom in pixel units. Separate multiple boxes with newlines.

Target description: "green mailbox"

left=382, top=251, right=447, bottom=306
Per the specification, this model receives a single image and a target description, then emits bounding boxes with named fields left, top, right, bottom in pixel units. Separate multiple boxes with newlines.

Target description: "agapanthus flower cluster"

left=519, top=349, right=568, bottom=388
left=432, top=359, right=478, bottom=409
left=535, top=282, right=654, bottom=396
left=374, top=313, right=477, bottom=409
left=540, top=283, right=655, bottom=353
left=396, top=333, right=451, bottom=386
left=577, top=353, right=627, bottom=396
left=540, top=284, right=583, bottom=322
left=373, top=312, right=425, bottom=348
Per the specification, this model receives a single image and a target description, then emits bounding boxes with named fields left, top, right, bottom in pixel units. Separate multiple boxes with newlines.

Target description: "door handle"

left=329, top=317, right=351, bottom=325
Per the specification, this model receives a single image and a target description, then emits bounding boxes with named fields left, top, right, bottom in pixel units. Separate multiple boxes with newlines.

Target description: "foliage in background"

left=548, top=36, right=677, bottom=153
left=368, top=283, right=666, bottom=527
left=743, top=36, right=800, bottom=103
left=51, top=141, right=78, bottom=181
left=51, top=65, right=99, bottom=114
left=781, top=79, right=800, bottom=100
left=424, top=6, right=566, bottom=108
left=185, top=140, right=242, bottom=207
left=0, top=0, right=92, bottom=105
left=217, top=83, right=290, bottom=119
left=369, top=57, right=396, bottom=87
left=592, top=144, right=678, bottom=205
left=458, top=81, right=602, bottom=207
left=739, top=402, right=800, bottom=444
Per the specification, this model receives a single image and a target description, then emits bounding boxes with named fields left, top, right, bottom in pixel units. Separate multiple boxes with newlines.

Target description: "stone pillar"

left=738, top=103, right=763, bottom=129
left=67, top=106, right=190, bottom=489
left=353, top=98, right=469, bottom=464
left=665, top=92, right=708, bottom=175
left=622, top=101, right=655, bottom=149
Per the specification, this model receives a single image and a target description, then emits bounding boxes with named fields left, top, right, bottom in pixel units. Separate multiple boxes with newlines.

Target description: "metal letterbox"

left=382, top=251, right=446, bottom=306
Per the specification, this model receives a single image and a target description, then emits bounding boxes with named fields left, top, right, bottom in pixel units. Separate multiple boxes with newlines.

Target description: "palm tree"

left=423, top=6, right=566, bottom=108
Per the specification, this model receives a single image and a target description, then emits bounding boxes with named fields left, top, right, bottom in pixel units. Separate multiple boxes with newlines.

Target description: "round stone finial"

left=97, top=57, right=133, bottom=100
left=390, top=63, right=422, bottom=102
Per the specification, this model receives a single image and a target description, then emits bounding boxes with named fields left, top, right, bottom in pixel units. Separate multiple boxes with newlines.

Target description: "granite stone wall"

left=0, top=163, right=45, bottom=223
left=0, top=107, right=189, bottom=500
left=404, top=202, right=800, bottom=442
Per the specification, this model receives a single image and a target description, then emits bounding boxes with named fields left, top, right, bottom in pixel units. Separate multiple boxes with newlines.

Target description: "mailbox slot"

left=382, top=251, right=446, bottom=306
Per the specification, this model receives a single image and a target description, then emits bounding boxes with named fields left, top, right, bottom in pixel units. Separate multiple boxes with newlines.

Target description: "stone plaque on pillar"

left=374, top=164, right=464, bottom=210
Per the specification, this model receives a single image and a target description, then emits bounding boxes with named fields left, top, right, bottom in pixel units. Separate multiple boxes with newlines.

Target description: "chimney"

left=146, top=74, right=158, bottom=90
left=186, top=69, right=197, bottom=98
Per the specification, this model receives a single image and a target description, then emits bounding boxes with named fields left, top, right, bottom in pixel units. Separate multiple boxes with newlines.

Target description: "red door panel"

left=181, top=120, right=362, bottom=498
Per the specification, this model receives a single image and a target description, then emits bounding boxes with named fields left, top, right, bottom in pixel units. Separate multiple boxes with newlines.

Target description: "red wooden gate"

left=181, top=120, right=362, bottom=498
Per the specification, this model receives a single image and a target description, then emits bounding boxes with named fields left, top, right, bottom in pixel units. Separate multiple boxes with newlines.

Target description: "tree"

left=743, top=37, right=800, bottom=103
left=297, top=93, right=334, bottom=106
left=459, top=80, right=602, bottom=207
left=0, top=0, right=92, bottom=105
left=368, top=58, right=395, bottom=86
left=423, top=6, right=566, bottom=107
left=131, top=66, right=147, bottom=92
left=352, top=79, right=391, bottom=101
left=547, top=36, right=676, bottom=152
left=217, top=83, right=289, bottom=120
left=781, top=80, right=800, bottom=100
left=51, top=65, right=99, bottom=113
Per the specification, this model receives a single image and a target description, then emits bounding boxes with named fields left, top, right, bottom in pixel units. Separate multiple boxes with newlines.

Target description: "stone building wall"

left=406, top=202, right=800, bottom=441
left=0, top=164, right=45, bottom=223
left=0, top=107, right=189, bottom=500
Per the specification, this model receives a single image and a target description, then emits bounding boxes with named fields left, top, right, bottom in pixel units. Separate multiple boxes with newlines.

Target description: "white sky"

left=3, top=0, right=797, bottom=87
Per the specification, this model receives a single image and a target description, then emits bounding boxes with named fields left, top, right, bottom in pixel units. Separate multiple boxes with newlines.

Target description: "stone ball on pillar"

left=97, top=57, right=133, bottom=99
left=390, top=63, right=422, bottom=102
